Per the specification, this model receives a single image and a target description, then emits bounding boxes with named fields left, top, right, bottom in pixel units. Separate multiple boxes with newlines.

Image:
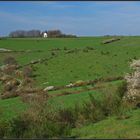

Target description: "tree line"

left=9, top=30, right=77, bottom=38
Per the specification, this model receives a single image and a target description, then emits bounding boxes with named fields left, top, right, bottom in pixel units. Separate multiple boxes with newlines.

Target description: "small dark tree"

left=47, top=30, right=62, bottom=38
left=9, top=30, right=41, bottom=38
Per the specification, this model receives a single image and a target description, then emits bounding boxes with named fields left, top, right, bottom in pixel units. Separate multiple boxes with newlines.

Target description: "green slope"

left=0, top=36, right=140, bottom=87
left=71, top=109, right=140, bottom=139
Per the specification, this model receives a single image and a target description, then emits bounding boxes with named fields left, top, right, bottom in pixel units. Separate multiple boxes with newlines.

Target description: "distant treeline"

left=9, top=29, right=77, bottom=38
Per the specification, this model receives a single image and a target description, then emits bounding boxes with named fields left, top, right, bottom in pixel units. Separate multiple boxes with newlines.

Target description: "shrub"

left=83, top=48, right=88, bottom=53
left=51, top=51, right=56, bottom=56
left=99, top=82, right=127, bottom=116
left=23, top=66, right=33, bottom=78
left=64, top=47, right=68, bottom=50
left=116, top=100, right=133, bottom=120
left=22, top=77, right=34, bottom=87
left=7, top=96, right=71, bottom=138
left=57, top=108, right=77, bottom=127
left=3, top=56, right=17, bottom=65
left=61, top=91, right=72, bottom=96
left=8, top=113, right=58, bottom=138
left=0, top=80, right=132, bottom=138
left=81, top=94, right=105, bottom=123
left=101, top=92, right=122, bottom=116
left=77, top=82, right=130, bottom=124
left=1, top=64, right=17, bottom=75
left=116, top=81, right=127, bottom=98
left=8, top=115, right=32, bottom=138
left=86, top=46, right=95, bottom=50
left=0, top=121, right=10, bottom=138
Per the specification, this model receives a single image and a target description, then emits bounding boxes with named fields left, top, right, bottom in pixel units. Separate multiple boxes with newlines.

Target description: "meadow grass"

left=0, top=80, right=123, bottom=120
left=71, top=109, right=140, bottom=139
left=1, top=36, right=140, bottom=87
left=0, top=97, right=27, bottom=121
left=0, top=36, right=140, bottom=116
left=0, top=36, right=140, bottom=138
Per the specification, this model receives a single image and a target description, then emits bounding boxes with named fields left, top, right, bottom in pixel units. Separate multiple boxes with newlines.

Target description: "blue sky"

left=0, top=1, right=140, bottom=36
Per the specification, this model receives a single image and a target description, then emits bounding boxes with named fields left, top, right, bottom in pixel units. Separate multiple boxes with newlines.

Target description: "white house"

left=43, top=32, right=48, bottom=38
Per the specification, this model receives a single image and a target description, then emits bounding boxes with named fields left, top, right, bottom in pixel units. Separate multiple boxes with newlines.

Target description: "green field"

left=1, top=36, right=140, bottom=87
left=0, top=36, right=140, bottom=138
left=71, top=109, right=140, bottom=139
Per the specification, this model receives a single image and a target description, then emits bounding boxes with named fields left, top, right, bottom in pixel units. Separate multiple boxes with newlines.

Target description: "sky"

left=0, top=1, right=140, bottom=36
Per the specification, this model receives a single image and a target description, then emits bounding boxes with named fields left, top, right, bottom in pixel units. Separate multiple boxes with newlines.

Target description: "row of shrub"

left=0, top=81, right=134, bottom=138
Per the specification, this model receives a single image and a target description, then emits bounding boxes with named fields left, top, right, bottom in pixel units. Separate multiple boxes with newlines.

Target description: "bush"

left=0, top=108, right=10, bottom=138
left=0, top=121, right=10, bottom=138
left=61, top=91, right=72, bottom=96
left=6, top=95, right=71, bottom=138
left=8, top=115, right=32, bottom=138
left=51, top=51, right=56, bottom=56
left=116, top=81, right=127, bottom=98
left=83, top=48, right=88, bottom=53
left=3, top=56, right=17, bottom=65
left=23, top=66, right=33, bottom=78
left=80, top=98, right=104, bottom=123
left=2, top=65, right=17, bottom=75
left=8, top=113, right=71, bottom=138
left=76, top=82, right=130, bottom=124
left=101, top=92, right=122, bottom=116
left=100, top=82, right=128, bottom=116
left=55, top=87, right=127, bottom=127
left=0, top=80, right=132, bottom=138
left=22, top=77, right=34, bottom=87
left=57, top=108, right=77, bottom=127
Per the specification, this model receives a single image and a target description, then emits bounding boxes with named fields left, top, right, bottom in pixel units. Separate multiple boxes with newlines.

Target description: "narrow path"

left=0, top=77, right=123, bottom=100
left=48, top=76, right=123, bottom=92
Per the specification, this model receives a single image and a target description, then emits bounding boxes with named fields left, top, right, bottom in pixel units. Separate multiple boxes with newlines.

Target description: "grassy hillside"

left=0, top=36, right=140, bottom=138
left=0, top=36, right=140, bottom=113
left=0, top=98, right=27, bottom=121
left=1, top=36, right=140, bottom=87
left=72, top=109, right=140, bottom=139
